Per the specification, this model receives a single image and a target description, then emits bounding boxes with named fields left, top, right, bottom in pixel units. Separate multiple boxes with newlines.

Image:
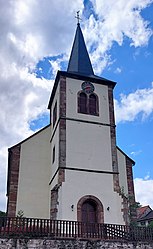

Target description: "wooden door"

left=81, top=200, right=97, bottom=233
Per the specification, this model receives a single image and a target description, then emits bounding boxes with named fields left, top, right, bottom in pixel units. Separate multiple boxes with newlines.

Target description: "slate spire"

left=67, top=23, right=94, bottom=76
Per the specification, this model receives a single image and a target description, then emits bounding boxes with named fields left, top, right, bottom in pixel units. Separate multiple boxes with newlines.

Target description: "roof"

left=137, top=206, right=152, bottom=219
left=6, top=124, right=51, bottom=197
left=140, top=210, right=153, bottom=221
left=67, top=23, right=94, bottom=76
left=117, top=146, right=135, bottom=165
left=137, top=209, right=153, bottom=222
left=8, top=124, right=50, bottom=150
left=48, top=24, right=117, bottom=108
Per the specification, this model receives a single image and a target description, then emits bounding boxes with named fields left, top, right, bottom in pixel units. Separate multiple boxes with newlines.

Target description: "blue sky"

left=0, top=0, right=153, bottom=211
left=102, top=13, right=153, bottom=180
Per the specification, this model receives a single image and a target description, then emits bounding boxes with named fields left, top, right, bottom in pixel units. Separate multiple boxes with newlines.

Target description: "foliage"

left=0, top=211, right=6, bottom=217
left=129, top=199, right=141, bottom=227
left=148, top=221, right=153, bottom=228
left=120, top=186, right=141, bottom=226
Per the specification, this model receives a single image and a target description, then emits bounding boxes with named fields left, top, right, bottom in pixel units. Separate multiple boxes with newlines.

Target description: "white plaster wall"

left=50, top=80, right=60, bottom=189
left=117, top=149, right=128, bottom=196
left=56, top=186, right=63, bottom=220
left=58, top=77, right=125, bottom=224
left=66, top=121, right=112, bottom=171
left=58, top=170, right=124, bottom=225
left=16, top=126, right=51, bottom=219
left=66, top=78, right=110, bottom=124
left=50, top=76, right=125, bottom=224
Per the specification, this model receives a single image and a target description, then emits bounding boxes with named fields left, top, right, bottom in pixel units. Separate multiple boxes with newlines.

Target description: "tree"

left=129, top=199, right=141, bottom=226
left=120, top=186, right=141, bottom=226
left=148, top=221, right=153, bottom=228
left=0, top=211, right=6, bottom=217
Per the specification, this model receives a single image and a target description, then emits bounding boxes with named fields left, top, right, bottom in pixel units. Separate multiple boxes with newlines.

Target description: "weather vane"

left=75, top=11, right=82, bottom=24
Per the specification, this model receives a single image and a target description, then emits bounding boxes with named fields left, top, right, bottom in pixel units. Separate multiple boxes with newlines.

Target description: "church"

left=6, top=22, right=136, bottom=226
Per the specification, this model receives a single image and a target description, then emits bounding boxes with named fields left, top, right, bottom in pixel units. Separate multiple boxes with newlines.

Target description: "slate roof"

left=67, top=23, right=94, bottom=76
left=48, top=24, right=117, bottom=108
left=67, top=23, right=112, bottom=83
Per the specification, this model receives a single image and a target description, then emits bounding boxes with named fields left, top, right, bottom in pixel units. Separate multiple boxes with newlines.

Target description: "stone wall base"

left=0, top=238, right=153, bottom=249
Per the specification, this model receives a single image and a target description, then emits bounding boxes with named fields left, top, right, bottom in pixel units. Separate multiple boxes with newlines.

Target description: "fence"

left=0, top=217, right=153, bottom=241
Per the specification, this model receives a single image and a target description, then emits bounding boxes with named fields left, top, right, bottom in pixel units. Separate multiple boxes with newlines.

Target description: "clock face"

left=81, top=81, right=95, bottom=94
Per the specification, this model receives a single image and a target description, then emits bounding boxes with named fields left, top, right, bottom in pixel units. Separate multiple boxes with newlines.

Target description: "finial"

left=75, top=11, right=82, bottom=24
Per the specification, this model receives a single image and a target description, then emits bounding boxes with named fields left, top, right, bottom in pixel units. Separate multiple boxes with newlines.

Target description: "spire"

left=67, top=23, right=94, bottom=76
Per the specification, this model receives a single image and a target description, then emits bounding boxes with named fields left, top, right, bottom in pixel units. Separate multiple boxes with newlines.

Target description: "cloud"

left=115, top=83, right=153, bottom=123
left=0, top=0, right=84, bottom=211
left=130, top=150, right=142, bottom=157
left=114, top=67, right=122, bottom=74
left=49, top=54, right=68, bottom=78
left=83, top=0, right=153, bottom=74
left=0, top=66, right=52, bottom=211
left=134, top=177, right=153, bottom=208
left=0, top=147, right=8, bottom=211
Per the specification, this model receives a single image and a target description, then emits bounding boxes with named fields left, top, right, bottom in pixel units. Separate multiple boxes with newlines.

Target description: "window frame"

left=78, top=92, right=88, bottom=114
left=89, top=93, right=99, bottom=115
left=53, top=101, right=57, bottom=127
left=78, top=91, right=99, bottom=116
left=52, top=146, right=55, bottom=164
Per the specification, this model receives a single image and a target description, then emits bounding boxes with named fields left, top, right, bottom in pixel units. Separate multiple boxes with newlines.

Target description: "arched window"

left=78, top=92, right=87, bottom=114
left=89, top=94, right=97, bottom=115
left=78, top=91, right=99, bottom=116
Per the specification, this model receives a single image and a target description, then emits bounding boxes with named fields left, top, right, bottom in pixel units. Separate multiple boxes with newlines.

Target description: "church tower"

left=48, top=23, right=135, bottom=225
left=6, top=21, right=135, bottom=225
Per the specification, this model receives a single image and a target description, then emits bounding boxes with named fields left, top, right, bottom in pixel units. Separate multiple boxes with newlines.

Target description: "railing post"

left=103, top=223, right=107, bottom=239
left=129, top=225, right=135, bottom=241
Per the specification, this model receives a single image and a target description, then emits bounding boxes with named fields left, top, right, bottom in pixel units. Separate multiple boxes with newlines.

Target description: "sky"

left=0, top=0, right=153, bottom=212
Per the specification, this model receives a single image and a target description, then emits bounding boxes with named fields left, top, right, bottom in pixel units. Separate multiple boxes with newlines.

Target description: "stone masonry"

left=0, top=238, right=153, bottom=249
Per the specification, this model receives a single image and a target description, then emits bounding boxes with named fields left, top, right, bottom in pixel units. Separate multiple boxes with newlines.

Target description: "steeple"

left=67, top=23, right=94, bottom=76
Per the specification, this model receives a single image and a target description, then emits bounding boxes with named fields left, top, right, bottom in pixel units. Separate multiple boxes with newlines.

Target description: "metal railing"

left=0, top=217, right=153, bottom=241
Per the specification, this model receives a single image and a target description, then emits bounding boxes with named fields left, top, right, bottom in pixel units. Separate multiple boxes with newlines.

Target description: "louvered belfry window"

left=89, top=94, right=97, bottom=115
left=78, top=92, right=87, bottom=114
left=78, top=92, right=99, bottom=116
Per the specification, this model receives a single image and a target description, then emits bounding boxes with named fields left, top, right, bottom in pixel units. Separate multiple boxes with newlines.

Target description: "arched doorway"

left=82, top=200, right=97, bottom=224
left=77, top=195, right=104, bottom=224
